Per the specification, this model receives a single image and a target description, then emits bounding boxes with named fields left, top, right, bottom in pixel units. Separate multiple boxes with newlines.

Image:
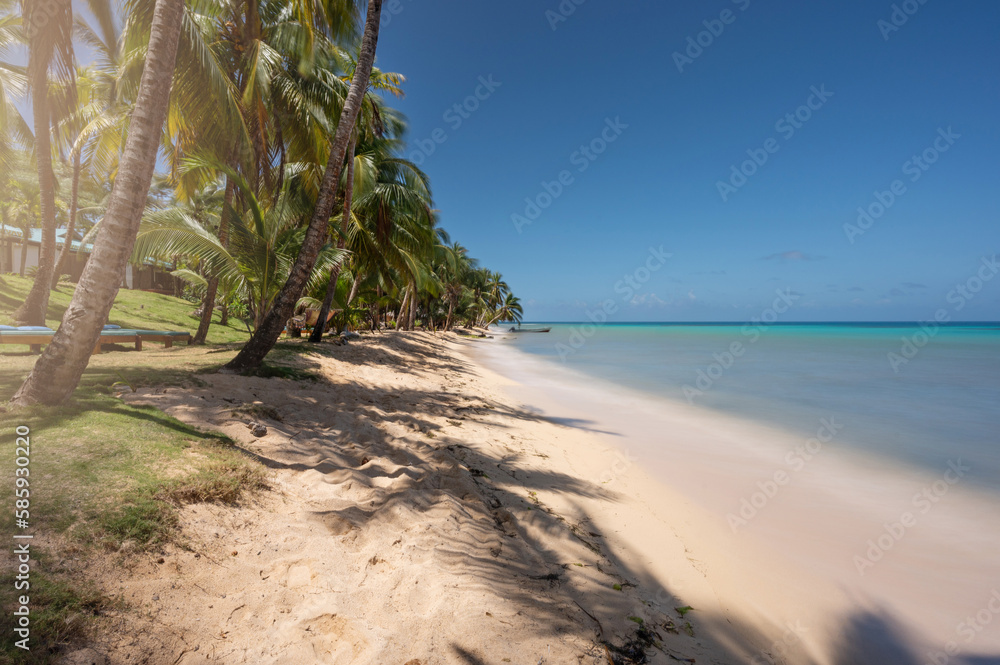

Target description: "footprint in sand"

left=269, top=613, right=370, bottom=664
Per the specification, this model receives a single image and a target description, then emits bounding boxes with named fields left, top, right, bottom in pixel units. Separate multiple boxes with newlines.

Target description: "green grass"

left=0, top=277, right=276, bottom=661
left=0, top=567, right=109, bottom=665
left=0, top=357, right=268, bottom=547
left=0, top=360, right=268, bottom=661
left=0, top=274, right=250, bottom=345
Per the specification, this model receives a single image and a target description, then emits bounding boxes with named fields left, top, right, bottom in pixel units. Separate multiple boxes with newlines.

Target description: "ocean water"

left=482, top=322, right=1000, bottom=659
left=499, top=323, right=1000, bottom=492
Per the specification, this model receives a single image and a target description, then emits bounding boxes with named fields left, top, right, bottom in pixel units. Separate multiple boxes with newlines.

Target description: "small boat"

left=506, top=325, right=551, bottom=333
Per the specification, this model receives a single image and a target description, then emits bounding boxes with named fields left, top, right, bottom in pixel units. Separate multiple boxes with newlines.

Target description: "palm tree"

left=132, top=161, right=345, bottom=333
left=487, top=293, right=523, bottom=327
left=48, top=0, right=119, bottom=288
left=8, top=177, right=40, bottom=276
left=0, top=2, right=29, bottom=181
left=224, top=0, right=385, bottom=372
left=14, top=0, right=74, bottom=325
left=435, top=240, right=474, bottom=331
left=49, top=66, right=92, bottom=287
left=175, top=0, right=362, bottom=343
left=14, top=0, right=189, bottom=406
left=309, top=59, right=405, bottom=341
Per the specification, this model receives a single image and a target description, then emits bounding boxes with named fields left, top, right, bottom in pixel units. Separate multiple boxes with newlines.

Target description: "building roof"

left=0, top=225, right=95, bottom=254
left=0, top=225, right=171, bottom=269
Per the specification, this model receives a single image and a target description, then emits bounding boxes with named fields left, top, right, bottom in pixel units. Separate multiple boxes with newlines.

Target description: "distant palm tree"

left=487, top=293, right=523, bottom=327
left=15, top=0, right=74, bottom=325
left=8, top=178, right=40, bottom=276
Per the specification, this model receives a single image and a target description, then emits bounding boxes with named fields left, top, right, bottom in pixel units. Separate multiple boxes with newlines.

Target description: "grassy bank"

left=0, top=278, right=267, bottom=663
left=0, top=274, right=250, bottom=345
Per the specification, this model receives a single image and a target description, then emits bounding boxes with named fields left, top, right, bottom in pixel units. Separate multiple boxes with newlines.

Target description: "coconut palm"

left=343, top=134, right=436, bottom=332
left=487, top=293, right=523, bottom=327
left=14, top=0, right=189, bottom=406
left=0, top=2, right=29, bottom=180
left=176, top=0, right=366, bottom=343
left=132, top=161, right=346, bottom=333
left=8, top=177, right=40, bottom=276
left=434, top=240, right=474, bottom=331
left=309, top=58, right=405, bottom=341
left=224, top=0, right=386, bottom=372
left=14, top=0, right=74, bottom=325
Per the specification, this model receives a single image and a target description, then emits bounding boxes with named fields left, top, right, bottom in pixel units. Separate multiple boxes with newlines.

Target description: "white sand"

left=74, top=331, right=1000, bottom=664
left=82, top=332, right=735, bottom=664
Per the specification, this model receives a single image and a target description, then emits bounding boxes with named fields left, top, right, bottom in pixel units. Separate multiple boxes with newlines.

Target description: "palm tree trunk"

left=192, top=176, right=234, bottom=345
left=18, top=241, right=27, bottom=277
left=224, top=0, right=383, bottom=372
left=396, top=288, right=409, bottom=329
left=407, top=281, right=417, bottom=331
left=13, top=0, right=187, bottom=406
left=51, top=151, right=82, bottom=289
left=310, top=133, right=356, bottom=342
left=16, top=30, right=60, bottom=325
left=445, top=298, right=454, bottom=331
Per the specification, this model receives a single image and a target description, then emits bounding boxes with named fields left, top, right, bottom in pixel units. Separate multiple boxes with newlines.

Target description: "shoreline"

left=88, top=332, right=739, bottom=664
left=470, top=334, right=1000, bottom=664
left=52, top=330, right=1000, bottom=663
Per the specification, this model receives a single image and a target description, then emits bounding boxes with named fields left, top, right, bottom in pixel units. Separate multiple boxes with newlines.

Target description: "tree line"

left=0, top=0, right=521, bottom=405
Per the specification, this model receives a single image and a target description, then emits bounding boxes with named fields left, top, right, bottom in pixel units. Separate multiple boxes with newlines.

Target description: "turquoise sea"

left=499, top=322, right=1000, bottom=492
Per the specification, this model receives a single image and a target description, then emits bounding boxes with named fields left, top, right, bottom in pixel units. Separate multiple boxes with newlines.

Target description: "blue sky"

left=376, top=0, right=1000, bottom=321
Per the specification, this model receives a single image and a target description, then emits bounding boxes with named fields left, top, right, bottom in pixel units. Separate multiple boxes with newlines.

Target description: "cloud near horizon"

left=761, top=250, right=825, bottom=262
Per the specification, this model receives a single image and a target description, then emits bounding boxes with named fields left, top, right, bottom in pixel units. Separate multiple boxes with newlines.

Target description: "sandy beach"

left=68, top=331, right=734, bottom=664
left=44, top=329, right=998, bottom=665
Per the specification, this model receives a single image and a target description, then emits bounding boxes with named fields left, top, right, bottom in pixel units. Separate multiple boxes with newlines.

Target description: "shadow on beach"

left=13, top=331, right=997, bottom=664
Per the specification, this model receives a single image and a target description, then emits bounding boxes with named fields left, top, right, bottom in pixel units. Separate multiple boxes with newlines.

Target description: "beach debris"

left=674, top=605, right=693, bottom=617
left=601, top=618, right=663, bottom=664
left=233, top=403, right=283, bottom=422
left=528, top=571, right=562, bottom=588
left=247, top=422, right=268, bottom=437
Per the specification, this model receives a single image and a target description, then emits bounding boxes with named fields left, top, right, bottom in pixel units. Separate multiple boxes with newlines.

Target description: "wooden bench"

left=1, top=330, right=191, bottom=354
left=134, top=331, right=193, bottom=349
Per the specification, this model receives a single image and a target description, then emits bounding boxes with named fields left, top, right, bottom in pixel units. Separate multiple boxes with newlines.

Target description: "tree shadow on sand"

left=89, top=333, right=1000, bottom=664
